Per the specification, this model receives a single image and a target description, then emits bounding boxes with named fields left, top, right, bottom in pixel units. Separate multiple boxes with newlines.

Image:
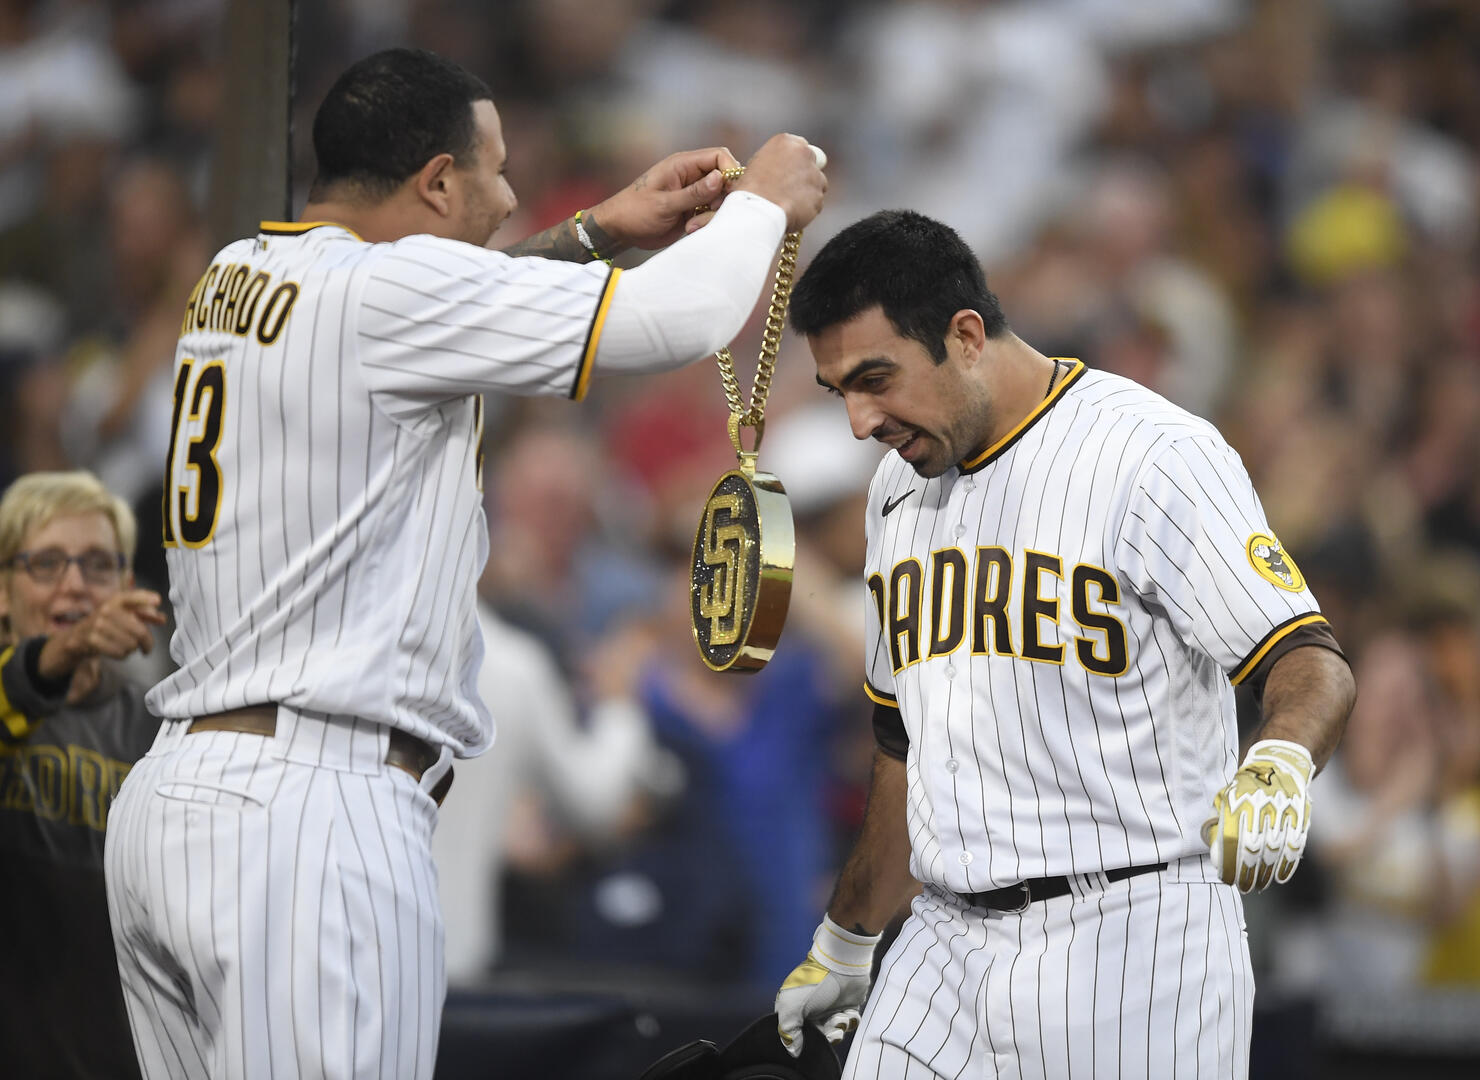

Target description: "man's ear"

left=949, top=309, right=988, bottom=365
left=413, top=152, right=458, bottom=217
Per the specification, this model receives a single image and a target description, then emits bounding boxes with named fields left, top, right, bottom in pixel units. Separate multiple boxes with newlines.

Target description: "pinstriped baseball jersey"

left=147, top=221, right=620, bottom=754
left=861, top=360, right=1327, bottom=893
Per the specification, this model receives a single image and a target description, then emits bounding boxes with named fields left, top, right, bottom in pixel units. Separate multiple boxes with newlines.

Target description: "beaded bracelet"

left=573, top=209, right=612, bottom=265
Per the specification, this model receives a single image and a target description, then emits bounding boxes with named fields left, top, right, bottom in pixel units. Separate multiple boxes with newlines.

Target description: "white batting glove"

left=1204, top=739, right=1314, bottom=893
left=774, top=915, right=879, bottom=1058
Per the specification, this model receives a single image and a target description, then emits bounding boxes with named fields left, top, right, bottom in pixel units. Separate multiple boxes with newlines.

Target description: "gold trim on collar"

left=959, top=359, right=1085, bottom=473
left=258, top=220, right=365, bottom=240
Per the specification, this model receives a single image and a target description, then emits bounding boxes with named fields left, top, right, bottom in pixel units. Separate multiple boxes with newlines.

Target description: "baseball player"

left=102, top=47, right=826, bottom=1080
left=772, top=211, right=1356, bottom=1079
left=0, top=471, right=165, bottom=1078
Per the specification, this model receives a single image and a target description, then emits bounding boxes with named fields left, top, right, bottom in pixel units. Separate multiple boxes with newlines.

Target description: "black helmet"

left=637, top=1013, right=842, bottom=1080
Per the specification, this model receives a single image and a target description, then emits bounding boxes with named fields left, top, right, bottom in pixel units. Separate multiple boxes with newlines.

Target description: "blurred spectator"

left=60, top=158, right=205, bottom=508
left=0, top=0, right=138, bottom=231
left=1313, top=629, right=1448, bottom=991
left=1287, top=35, right=1475, bottom=256
left=0, top=280, right=68, bottom=486
left=433, top=599, right=681, bottom=984
left=764, top=401, right=883, bottom=685
left=835, top=0, right=1108, bottom=265
left=555, top=555, right=850, bottom=988
left=1073, top=156, right=1239, bottom=413
left=0, top=469, right=164, bottom=1079
left=481, top=419, right=665, bottom=665
left=1313, top=571, right=1480, bottom=991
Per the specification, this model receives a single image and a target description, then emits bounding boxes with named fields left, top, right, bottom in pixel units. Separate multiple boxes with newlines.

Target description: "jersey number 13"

left=162, top=358, right=226, bottom=548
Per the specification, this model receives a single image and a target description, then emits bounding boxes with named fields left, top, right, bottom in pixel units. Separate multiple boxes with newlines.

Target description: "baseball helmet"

left=637, top=1012, right=842, bottom=1080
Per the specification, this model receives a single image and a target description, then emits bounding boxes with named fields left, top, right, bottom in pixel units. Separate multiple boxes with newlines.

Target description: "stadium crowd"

left=2, top=0, right=1479, bottom=1070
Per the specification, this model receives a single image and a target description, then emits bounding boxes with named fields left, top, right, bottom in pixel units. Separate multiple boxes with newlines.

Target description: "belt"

left=959, top=862, right=1167, bottom=914
left=186, top=705, right=454, bottom=806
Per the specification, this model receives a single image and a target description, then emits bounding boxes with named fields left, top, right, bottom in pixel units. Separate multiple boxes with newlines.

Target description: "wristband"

left=573, top=209, right=612, bottom=265
left=811, top=914, right=880, bottom=975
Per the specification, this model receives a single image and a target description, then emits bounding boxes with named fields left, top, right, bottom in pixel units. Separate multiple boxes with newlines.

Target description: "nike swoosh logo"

left=882, top=489, right=916, bottom=517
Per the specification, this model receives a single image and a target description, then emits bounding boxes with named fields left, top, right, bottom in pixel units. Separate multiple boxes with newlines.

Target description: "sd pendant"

left=689, top=464, right=795, bottom=672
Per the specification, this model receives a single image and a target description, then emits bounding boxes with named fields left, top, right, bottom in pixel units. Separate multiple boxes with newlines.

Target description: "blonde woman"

left=0, top=470, right=164, bottom=1078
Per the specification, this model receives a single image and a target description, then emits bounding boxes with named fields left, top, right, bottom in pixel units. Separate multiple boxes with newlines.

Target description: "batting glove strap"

left=1208, top=739, right=1315, bottom=893
left=1245, top=739, right=1314, bottom=786
left=808, top=915, right=880, bottom=976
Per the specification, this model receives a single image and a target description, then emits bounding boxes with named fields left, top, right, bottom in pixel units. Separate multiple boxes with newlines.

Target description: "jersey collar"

left=958, top=359, right=1085, bottom=475
left=258, top=220, right=365, bottom=241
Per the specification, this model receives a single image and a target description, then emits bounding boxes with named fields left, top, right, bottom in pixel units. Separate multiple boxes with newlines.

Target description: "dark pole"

left=206, top=0, right=295, bottom=251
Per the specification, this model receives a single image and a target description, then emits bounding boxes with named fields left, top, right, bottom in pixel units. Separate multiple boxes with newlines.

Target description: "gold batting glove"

left=774, top=915, right=879, bottom=1058
left=1204, top=739, right=1314, bottom=893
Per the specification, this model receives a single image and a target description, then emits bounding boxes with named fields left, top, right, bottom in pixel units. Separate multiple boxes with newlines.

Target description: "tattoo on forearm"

left=502, top=210, right=625, bottom=263
left=501, top=217, right=589, bottom=262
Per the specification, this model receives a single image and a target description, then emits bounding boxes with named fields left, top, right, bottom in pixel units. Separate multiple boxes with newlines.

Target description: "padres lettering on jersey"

left=149, top=221, right=621, bottom=754
left=868, top=547, right=1129, bottom=677
left=863, top=361, right=1329, bottom=893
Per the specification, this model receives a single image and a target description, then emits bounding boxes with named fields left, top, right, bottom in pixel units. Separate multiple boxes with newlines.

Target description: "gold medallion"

left=688, top=194, right=804, bottom=672
left=690, top=440, right=795, bottom=672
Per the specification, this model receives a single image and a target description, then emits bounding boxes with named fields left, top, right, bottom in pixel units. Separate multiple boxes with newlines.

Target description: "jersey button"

left=945, top=665, right=957, bottom=679
left=963, top=478, right=976, bottom=492
left=958, top=851, right=973, bottom=865
left=954, top=524, right=966, bottom=538
left=946, top=758, right=959, bottom=773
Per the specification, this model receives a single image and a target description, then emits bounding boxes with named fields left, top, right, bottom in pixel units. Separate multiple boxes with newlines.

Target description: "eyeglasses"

left=9, top=548, right=126, bottom=587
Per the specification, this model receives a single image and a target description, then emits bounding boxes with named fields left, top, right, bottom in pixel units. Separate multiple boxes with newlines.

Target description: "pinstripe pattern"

left=105, top=713, right=444, bottom=1079
left=845, top=871, right=1252, bottom=1079
left=112, top=223, right=615, bottom=1079
left=861, top=365, right=1326, bottom=893
left=849, top=364, right=1317, bottom=1077
left=148, top=225, right=614, bottom=756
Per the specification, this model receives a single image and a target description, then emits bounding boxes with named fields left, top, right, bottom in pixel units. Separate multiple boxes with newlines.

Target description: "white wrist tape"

left=592, top=191, right=788, bottom=377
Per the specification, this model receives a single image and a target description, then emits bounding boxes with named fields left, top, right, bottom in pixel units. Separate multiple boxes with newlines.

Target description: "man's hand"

left=731, top=133, right=828, bottom=233
left=584, top=147, right=743, bottom=254
left=774, top=915, right=879, bottom=1058
left=37, top=589, right=167, bottom=680
left=1203, top=739, right=1314, bottom=892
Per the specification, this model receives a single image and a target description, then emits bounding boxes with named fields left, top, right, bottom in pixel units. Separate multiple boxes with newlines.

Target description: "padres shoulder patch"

left=1246, top=533, right=1306, bottom=591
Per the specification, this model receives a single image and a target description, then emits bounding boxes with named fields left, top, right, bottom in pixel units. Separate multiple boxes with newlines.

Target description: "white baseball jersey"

left=843, top=360, right=1320, bottom=1079
left=107, top=221, right=624, bottom=1080
left=862, top=360, right=1326, bottom=894
left=148, top=220, right=622, bottom=755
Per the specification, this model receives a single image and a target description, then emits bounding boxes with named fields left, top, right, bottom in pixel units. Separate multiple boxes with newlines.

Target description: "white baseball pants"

left=844, top=864, right=1253, bottom=1079
left=104, top=711, right=447, bottom=1080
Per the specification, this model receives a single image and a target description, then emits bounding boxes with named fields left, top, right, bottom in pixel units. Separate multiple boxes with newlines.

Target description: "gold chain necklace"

left=710, top=165, right=802, bottom=459
left=688, top=164, right=803, bottom=673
